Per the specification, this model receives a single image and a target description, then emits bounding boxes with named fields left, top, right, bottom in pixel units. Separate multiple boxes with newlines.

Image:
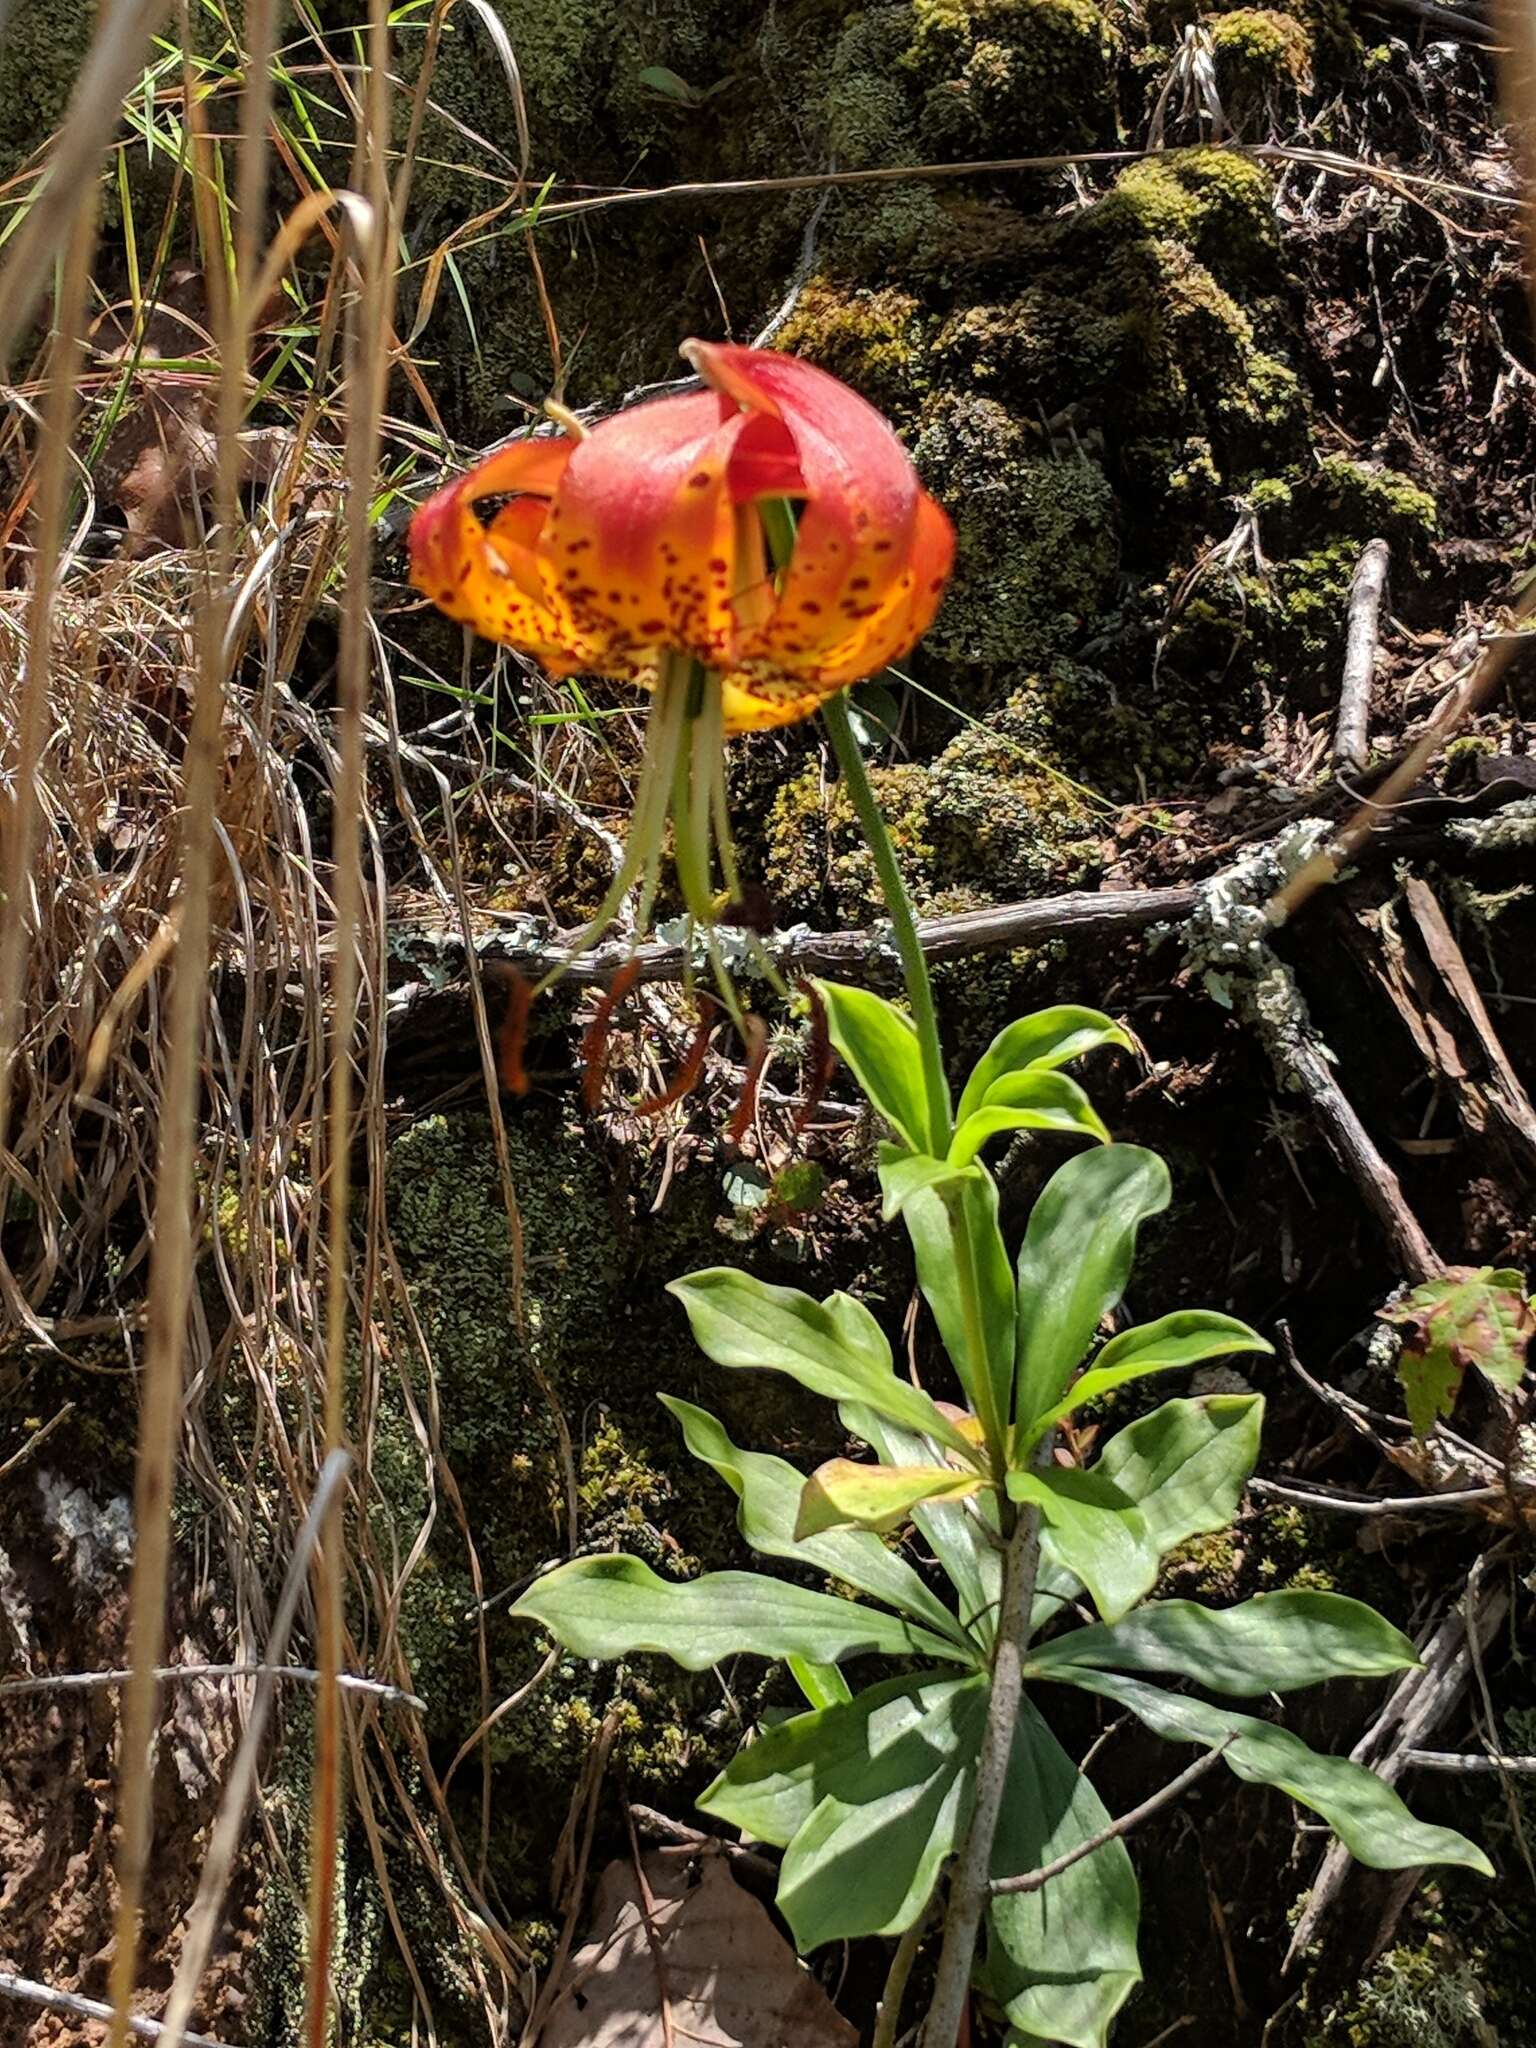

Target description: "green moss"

left=776, top=282, right=931, bottom=421
left=1315, top=455, right=1439, bottom=546
left=1210, top=7, right=1314, bottom=118
left=903, top=0, right=1116, bottom=156
left=914, top=394, right=1119, bottom=675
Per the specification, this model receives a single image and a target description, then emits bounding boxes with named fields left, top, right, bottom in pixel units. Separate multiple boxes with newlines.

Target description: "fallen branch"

left=385, top=883, right=1201, bottom=996
left=1248, top=1476, right=1506, bottom=1516
left=1274, top=1026, right=1442, bottom=1282
left=0, top=1971, right=231, bottom=2048
left=1335, top=539, right=1390, bottom=778
left=1405, top=1749, right=1536, bottom=1773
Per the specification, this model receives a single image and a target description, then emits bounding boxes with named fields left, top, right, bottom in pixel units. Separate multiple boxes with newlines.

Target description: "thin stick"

left=0, top=1661, right=421, bottom=1708
left=0, top=1971, right=232, bottom=2048
left=158, top=1451, right=352, bottom=2048
left=922, top=1505, right=1042, bottom=2047
left=989, top=1743, right=1232, bottom=1896
left=1335, top=539, right=1390, bottom=777
left=1405, top=1750, right=1536, bottom=1773
left=1248, top=1477, right=1507, bottom=1516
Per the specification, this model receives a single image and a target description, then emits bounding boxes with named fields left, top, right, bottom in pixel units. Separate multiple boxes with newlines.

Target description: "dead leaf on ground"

left=539, top=1851, right=857, bottom=2048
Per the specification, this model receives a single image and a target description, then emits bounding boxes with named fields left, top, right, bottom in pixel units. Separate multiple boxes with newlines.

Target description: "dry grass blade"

left=305, top=4, right=392, bottom=2038
left=0, top=187, right=97, bottom=1332
left=158, top=1450, right=353, bottom=2048
left=104, top=8, right=280, bottom=2037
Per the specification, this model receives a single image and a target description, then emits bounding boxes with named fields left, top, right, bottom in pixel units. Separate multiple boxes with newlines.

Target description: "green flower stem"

left=822, top=690, right=952, bottom=1157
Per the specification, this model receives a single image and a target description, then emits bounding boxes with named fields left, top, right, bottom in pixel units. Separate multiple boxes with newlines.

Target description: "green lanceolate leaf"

left=956, top=1006, right=1134, bottom=1128
left=1014, top=1146, right=1172, bottom=1448
left=977, top=1695, right=1141, bottom=2048
left=1097, top=1393, right=1264, bottom=1555
left=795, top=1457, right=985, bottom=1538
left=1008, top=1466, right=1160, bottom=1625
left=814, top=979, right=938, bottom=1153
left=702, top=1671, right=990, bottom=1948
left=510, top=1554, right=973, bottom=1670
left=1043, top=1666, right=1493, bottom=1878
left=661, top=1398, right=974, bottom=1651
left=1030, top=1396, right=1263, bottom=1631
left=1380, top=1265, right=1535, bottom=1437
left=1022, top=1311, right=1272, bottom=1450
left=948, top=1071, right=1110, bottom=1170
left=667, top=1268, right=978, bottom=1464
left=902, top=1162, right=1016, bottom=1455
left=787, top=1657, right=851, bottom=1709
left=842, top=1405, right=1004, bottom=1647
left=1030, top=1590, right=1418, bottom=1695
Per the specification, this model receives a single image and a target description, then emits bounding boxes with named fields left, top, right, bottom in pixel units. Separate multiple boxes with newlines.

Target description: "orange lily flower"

left=408, top=341, right=954, bottom=1115
left=408, top=339, right=954, bottom=733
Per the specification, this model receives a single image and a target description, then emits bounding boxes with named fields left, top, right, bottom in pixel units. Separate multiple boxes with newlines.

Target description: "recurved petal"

left=540, top=387, right=751, bottom=672
left=766, top=487, right=956, bottom=690
left=408, top=434, right=595, bottom=666
left=686, top=339, right=927, bottom=623
left=715, top=667, right=830, bottom=734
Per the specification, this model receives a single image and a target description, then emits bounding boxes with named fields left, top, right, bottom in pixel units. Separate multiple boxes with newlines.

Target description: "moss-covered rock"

left=914, top=395, right=1119, bottom=677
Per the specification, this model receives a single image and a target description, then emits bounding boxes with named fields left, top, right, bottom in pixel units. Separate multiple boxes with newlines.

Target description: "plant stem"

left=873, top=1890, right=936, bottom=2048
left=822, top=690, right=951, bottom=1156
left=921, top=1500, right=1042, bottom=2048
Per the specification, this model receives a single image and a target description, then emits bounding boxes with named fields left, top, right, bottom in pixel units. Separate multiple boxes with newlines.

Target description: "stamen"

left=494, top=967, right=534, bottom=1096
left=636, top=1002, right=717, bottom=1117
left=579, top=959, right=641, bottom=1111
left=726, top=1014, right=770, bottom=1148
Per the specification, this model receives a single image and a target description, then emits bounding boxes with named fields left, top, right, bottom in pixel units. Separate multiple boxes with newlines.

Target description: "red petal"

left=541, top=388, right=749, bottom=670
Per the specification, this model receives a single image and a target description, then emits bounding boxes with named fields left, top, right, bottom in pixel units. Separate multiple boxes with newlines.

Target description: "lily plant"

left=411, top=342, right=1488, bottom=2044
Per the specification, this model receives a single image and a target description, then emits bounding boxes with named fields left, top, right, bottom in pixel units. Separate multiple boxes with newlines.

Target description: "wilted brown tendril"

left=792, top=980, right=837, bottom=1138
left=578, top=958, right=641, bottom=1111
left=635, top=1002, right=717, bottom=1117
left=726, top=1013, right=770, bottom=1149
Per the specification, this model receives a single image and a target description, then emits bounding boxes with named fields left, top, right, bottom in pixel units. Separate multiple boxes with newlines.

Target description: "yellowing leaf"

left=795, top=1459, right=985, bottom=1538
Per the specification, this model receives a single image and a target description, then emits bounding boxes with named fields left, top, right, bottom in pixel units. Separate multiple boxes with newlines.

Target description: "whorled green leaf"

left=842, top=1404, right=1003, bottom=1648
left=1022, top=1311, right=1272, bottom=1451
left=977, top=1695, right=1141, bottom=2048
left=814, top=979, right=939, bottom=1154
left=948, top=1071, right=1110, bottom=1170
left=1380, top=1265, right=1535, bottom=1437
left=1008, top=1466, right=1160, bottom=1625
left=700, top=1670, right=990, bottom=1947
left=1030, top=1590, right=1418, bottom=1695
left=1097, top=1393, right=1264, bottom=1558
left=661, top=1397, right=974, bottom=1651
left=795, top=1457, right=985, bottom=1539
left=956, top=1006, right=1134, bottom=1129
left=877, top=1143, right=957, bottom=1222
left=1013, top=1146, right=1172, bottom=1448
left=1044, top=1666, right=1493, bottom=1877
left=667, top=1268, right=978, bottom=1463
left=510, top=1554, right=972, bottom=1670
left=1030, top=1396, right=1263, bottom=1637
left=902, top=1161, right=1016, bottom=1454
